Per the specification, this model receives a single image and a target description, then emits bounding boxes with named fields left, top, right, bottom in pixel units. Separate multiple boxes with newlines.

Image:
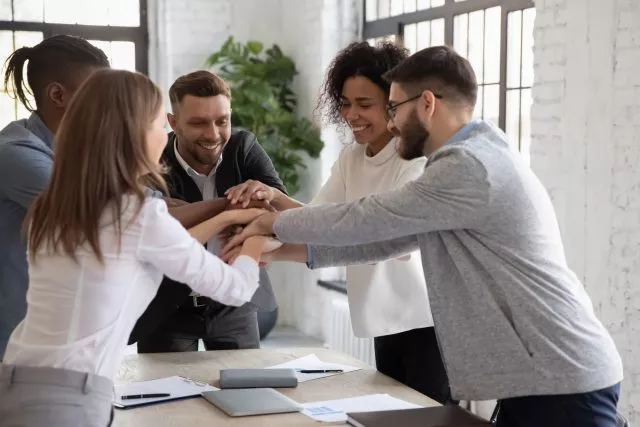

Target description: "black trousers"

left=374, top=326, right=455, bottom=405
left=495, top=383, right=621, bottom=427
left=137, top=300, right=260, bottom=353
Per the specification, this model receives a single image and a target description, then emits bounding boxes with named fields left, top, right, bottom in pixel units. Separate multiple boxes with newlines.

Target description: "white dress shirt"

left=311, top=139, right=433, bottom=337
left=2, top=196, right=259, bottom=378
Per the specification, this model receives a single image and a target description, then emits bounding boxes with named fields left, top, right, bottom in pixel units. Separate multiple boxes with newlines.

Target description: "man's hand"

left=225, top=180, right=280, bottom=208
left=220, top=211, right=280, bottom=257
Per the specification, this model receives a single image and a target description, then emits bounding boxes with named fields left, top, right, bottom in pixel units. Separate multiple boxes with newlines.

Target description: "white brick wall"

left=532, top=0, right=640, bottom=422
left=149, top=0, right=360, bottom=339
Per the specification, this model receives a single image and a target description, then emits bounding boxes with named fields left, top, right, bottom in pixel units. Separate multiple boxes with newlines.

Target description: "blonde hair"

left=27, top=69, right=166, bottom=263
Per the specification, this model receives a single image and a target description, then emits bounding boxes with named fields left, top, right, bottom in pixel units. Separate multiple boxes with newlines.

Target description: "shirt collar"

left=446, top=119, right=483, bottom=145
left=173, top=137, right=222, bottom=179
left=26, top=112, right=54, bottom=148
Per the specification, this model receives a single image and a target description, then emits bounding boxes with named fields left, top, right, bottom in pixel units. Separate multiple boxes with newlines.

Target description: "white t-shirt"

left=3, top=196, right=259, bottom=378
left=312, top=138, right=433, bottom=337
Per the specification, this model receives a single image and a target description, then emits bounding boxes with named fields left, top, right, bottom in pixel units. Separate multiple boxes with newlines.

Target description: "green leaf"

left=246, top=40, right=264, bottom=55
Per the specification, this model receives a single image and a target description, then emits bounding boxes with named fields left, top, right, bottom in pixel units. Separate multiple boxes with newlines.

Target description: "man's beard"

left=397, top=109, right=429, bottom=160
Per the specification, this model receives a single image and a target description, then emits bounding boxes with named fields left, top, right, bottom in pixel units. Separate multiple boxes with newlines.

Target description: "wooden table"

left=113, top=347, right=438, bottom=426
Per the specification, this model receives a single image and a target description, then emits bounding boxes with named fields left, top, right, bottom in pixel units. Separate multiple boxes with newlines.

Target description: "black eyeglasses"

left=387, top=92, right=443, bottom=121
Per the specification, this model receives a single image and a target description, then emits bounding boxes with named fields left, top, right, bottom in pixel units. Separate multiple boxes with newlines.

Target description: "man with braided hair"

left=0, top=35, right=110, bottom=360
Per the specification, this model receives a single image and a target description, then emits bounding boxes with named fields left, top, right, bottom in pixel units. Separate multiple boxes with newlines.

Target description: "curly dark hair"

left=316, top=41, right=409, bottom=126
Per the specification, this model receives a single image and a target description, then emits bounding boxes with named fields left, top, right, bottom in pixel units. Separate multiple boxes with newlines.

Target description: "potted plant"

left=206, top=36, right=324, bottom=196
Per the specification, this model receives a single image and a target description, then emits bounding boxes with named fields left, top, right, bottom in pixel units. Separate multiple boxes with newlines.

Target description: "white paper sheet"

left=266, top=354, right=362, bottom=382
left=300, top=393, right=422, bottom=423
left=113, top=375, right=218, bottom=408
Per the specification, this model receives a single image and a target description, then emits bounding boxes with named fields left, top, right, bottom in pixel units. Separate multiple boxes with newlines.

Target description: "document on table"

left=266, top=354, right=361, bottom=382
left=113, top=375, right=218, bottom=409
left=300, top=394, right=422, bottom=423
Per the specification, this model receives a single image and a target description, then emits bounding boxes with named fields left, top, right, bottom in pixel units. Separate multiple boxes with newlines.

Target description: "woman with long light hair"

left=0, top=69, right=270, bottom=427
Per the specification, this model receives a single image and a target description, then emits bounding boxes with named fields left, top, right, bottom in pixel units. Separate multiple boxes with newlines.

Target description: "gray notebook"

left=201, top=388, right=302, bottom=417
left=219, top=368, right=298, bottom=388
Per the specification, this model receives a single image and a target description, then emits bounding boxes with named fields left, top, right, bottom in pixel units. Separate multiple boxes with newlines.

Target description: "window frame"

left=363, top=0, right=534, bottom=131
left=0, top=0, right=148, bottom=74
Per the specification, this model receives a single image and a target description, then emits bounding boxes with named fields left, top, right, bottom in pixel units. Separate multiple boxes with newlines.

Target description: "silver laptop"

left=201, top=388, right=302, bottom=417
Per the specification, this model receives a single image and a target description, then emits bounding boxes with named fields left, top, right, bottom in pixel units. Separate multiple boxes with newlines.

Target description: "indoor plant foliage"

left=206, top=37, right=324, bottom=195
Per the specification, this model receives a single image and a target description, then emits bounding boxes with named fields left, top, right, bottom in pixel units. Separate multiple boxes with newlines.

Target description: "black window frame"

left=363, top=0, right=534, bottom=132
left=0, top=0, right=148, bottom=74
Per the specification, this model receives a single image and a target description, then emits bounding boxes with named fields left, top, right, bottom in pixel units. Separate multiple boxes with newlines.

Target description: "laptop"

left=201, top=388, right=302, bottom=417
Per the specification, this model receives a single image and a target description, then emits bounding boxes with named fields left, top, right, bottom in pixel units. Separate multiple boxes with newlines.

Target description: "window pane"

left=520, top=88, right=532, bottom=161
left=507, top=10, right=522, bottom=89
left=404, top=23, right=417, bottom=54
left=468, top=10, right=484, bottom=83
left=521, top=8, right=536, bottom=87
left=483, top=84, right=499, bottom=125
left=366, top=0, right=377, bottom=21
left=505, top=89, right=520, bottom=149
left=0, top=0, right=12, bottom=20
left=108, top=0, right=140, bottom=26
left=403, top=0, right=416, bottom=14
left=0, top=31, right=13, bottom=69
left=14, top=31, right=43, bottom=49
left=110, top=42, right=136, bottom=71
left=44, top=0, right=110, bottom=25
left=431, top=18, right=445, bottom=46
left=14, top=0, right=43, bottom=22
left=453, top=14, right=469, bottom=57
left=378, top=0, right=390, bottom=19
left=431, top=0, right=444, bottom=6
left=473, top=85, right=484, bottom=119
left=0, top=91, right=16, bottom=127
left=484, top=7, right=500, bottom=84
left=416, top=21, right=430, bottom=51
left=417, top=0, right=430, bottom=10
left=391, top=0, right=403, bottom=16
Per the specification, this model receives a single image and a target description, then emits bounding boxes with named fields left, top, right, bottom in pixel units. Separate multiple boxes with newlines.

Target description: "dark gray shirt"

left=0, top=113, right=54, bottom=360
left=273, top=120, right=623, bottom=401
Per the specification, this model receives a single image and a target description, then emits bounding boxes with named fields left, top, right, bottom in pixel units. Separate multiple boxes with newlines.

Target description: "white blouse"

left=312, top=139, right=433, bottom=338
left=2, top=196, right=259, bottom=378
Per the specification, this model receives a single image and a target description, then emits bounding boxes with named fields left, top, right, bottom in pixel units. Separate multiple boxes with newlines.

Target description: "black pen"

left=121, top=393, right=171, bottom=400
left=299, top=369, right=343, bottom=374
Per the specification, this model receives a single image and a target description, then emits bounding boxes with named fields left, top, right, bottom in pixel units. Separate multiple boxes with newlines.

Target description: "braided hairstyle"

left=3, top=34, right=110, bottom=111
left=316, top=41, right=409, bottom=126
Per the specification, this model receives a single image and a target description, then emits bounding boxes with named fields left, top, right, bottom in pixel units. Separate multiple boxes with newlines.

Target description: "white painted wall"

left=148, top=0, right=361, bottom=339
left=531, top=0, right=640, bottom=422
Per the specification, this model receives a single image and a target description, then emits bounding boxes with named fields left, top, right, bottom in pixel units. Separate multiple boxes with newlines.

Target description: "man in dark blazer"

left=128, top=70, right=286, bottom=352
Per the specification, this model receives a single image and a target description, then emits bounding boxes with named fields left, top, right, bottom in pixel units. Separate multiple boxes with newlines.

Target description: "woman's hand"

left=225, top=180, right=280, bottom=208
left=188, top=208, right=268, bottom=244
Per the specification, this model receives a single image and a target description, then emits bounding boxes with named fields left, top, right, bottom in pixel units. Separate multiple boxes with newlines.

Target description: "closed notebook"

left=347, top=406, right=492, bottom=427
left=219, top=368, right=298, bottom=388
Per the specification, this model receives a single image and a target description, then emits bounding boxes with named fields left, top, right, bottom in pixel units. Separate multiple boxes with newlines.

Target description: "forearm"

left=308, top=235, right=419, bottom=269
left=269, top=243, right=309, bottom=263
left=271, top=190, right=304, bottom=211
left=188, top=215, right=229, bottom=244
left=168, top=198, right=229, bottom=228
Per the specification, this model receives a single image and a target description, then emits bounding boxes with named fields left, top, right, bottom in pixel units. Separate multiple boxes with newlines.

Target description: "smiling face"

left=168, top=94, right=231, bottom=175
left=340, top=75, right=392, bottom=153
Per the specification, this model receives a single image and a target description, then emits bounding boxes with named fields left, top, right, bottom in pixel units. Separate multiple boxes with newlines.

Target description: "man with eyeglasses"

left=221, top=45, right=623, bottom=427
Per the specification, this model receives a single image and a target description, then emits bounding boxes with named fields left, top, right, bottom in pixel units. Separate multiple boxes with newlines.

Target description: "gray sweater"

left=273, top=120, right=623, bottom=401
